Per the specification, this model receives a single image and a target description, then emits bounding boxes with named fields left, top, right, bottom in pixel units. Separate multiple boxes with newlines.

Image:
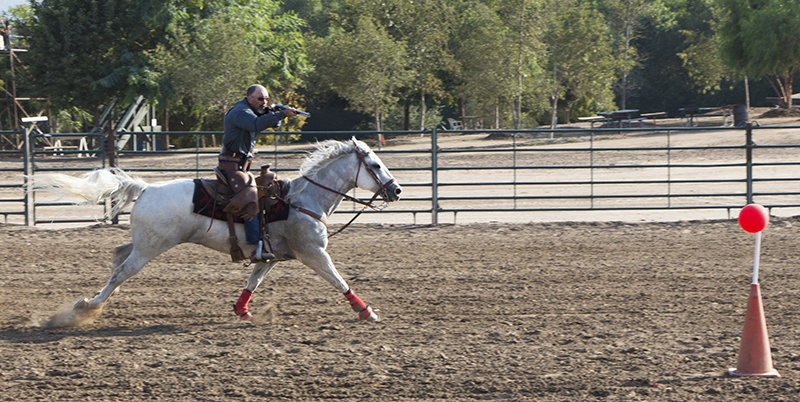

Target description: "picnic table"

left=597, top=109, right=640, bottom=127
left=577, top=115, right=607, bottom=128
left=459, top=116, right=483, bottom=129
left=640, top=112, right=668, bottom=125
left=679, top=107, right=731, bottom=127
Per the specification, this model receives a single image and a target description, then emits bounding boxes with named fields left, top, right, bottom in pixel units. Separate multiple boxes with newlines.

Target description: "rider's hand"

left=283, top=107, right=298, bottom=118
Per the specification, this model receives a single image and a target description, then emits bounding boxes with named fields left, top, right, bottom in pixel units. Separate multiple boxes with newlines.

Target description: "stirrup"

left=250, top=240, right=275, bottom=262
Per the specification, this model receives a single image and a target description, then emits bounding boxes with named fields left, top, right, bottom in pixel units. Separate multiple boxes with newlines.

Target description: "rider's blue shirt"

left=222, top=98, right=285, bottom=155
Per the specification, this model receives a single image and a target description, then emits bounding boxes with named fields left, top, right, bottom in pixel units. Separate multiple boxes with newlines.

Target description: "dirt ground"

left=2, top=114, right=800, bottom=400
left=2, top=217, right=800, bottom=401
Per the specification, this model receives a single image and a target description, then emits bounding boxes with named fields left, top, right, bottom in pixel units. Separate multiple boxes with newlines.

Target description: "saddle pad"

left=191, top=178, right=290, bottom=223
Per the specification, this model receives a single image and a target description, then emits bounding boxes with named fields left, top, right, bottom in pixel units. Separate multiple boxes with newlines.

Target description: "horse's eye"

left=370, top=163, right=381, bottom=170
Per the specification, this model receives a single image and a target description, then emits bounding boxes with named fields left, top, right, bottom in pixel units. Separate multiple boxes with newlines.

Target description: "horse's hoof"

left=239, top=312, right=253, bottom=321
left=359, top=306, right=378, bottom=321
left=73, top=298, right=91, bottom=310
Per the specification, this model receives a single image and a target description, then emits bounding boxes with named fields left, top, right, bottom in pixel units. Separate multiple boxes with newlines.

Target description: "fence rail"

left=1, top=123, right=799, bottom=226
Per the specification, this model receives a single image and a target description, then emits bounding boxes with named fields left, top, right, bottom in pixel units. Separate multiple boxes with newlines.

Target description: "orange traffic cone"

left=728, top=284, right=780, bottom=377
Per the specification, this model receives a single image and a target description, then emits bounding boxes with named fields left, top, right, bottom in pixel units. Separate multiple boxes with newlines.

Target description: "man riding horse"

left=218, top=84, right=300, bottom=262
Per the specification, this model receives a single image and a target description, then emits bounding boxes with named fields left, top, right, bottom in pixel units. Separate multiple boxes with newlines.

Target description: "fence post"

left=746, top=122, right=753, bottom=204
left=431, top=127, right=439, bottom=225
left=23, top=127, right=33, bottom=226
left=107, top=128, right=119, bottom=225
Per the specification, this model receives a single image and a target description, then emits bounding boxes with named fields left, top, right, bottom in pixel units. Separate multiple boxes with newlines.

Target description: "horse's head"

left=352, top=138, right=402, bottom=203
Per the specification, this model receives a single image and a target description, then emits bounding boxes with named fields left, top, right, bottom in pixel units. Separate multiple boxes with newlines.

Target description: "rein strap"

left=302, top=175, right=379, bottom=209
left=283, top=141, right=394, bottom=238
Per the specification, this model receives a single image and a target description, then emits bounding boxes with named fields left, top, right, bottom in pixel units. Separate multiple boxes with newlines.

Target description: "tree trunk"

left=621, top=0, right=632, bottom=110
left=550, top=59, right=558, bottom=131
left=420, top=90, right=426, bottom=130
left=744, top=75, right=750, bottom=110
left=403, top=103, right=410, bottom=131
left=495, top=98, right=500, bottom=129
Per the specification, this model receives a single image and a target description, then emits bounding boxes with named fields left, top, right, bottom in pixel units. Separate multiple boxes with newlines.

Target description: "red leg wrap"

left=359, top=306, right=374, bottom=320
left=234, top=288, right=253, bottom=317
left=345, top=288, right=372, bottom=320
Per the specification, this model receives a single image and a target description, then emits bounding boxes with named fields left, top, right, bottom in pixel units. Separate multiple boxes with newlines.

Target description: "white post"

left=752, top=231, right=762, bottom=285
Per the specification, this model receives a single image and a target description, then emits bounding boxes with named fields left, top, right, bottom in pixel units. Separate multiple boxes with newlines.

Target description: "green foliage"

left=218, top=0, right=310, bottom=90
left=716, top=0, right=800, bottom=107
left=450, top=1, right=515, bottom=122
left=54, top=106, right=93, bottom=133
left=151, top=13, right=259, bottom=130
left=677, top=29, right=731, bottom=93
left=308, top=16, right=410, bottom=130
left=542, top=1, right=617, bottom=119
left=24, top=0, right=186, bottom=116
left=151, top=0, right=309, bottom=131
left=6, top=0, right=786, bottom=135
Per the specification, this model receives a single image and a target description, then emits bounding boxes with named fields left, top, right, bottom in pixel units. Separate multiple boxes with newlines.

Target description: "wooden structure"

left=0, top=19, right=52, bottom=150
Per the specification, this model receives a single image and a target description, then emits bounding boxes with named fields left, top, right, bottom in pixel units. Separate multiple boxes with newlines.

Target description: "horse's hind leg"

left=101, top=243, right=134, bottom=299
left=74, top=246, right=152, bottom=312
left=111, top=243, right=134, bottom=270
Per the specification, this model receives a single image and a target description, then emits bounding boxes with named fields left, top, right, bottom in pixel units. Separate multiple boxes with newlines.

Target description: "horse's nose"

left=386, top=184, right=402, bottom=202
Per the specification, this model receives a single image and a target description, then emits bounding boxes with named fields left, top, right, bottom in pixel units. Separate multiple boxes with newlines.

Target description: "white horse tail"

left=29, top=168, right=149, bottom=219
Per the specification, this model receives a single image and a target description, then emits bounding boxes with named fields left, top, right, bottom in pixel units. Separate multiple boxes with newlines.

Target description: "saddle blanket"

left=191, top=178, right=290, bottom=223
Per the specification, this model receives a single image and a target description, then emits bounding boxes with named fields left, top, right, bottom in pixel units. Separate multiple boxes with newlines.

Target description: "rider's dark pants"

left=245, top=218, right=259, bottom=245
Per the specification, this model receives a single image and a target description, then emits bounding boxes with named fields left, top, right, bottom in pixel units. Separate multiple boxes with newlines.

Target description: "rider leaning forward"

left=218, top=84, right=300, bottom=262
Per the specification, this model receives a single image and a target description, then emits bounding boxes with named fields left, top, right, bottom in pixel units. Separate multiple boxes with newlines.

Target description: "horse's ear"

left=351, top=136, right=365, bottom=151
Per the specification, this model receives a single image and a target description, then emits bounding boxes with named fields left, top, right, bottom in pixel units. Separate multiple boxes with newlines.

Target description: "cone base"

left=727, top=368, right=780, bottom=378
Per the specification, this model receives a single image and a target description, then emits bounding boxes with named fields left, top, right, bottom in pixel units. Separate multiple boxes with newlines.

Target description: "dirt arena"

left=2, top=217, right=800, bottom=401
left=2, top=115, right=800, bottom=400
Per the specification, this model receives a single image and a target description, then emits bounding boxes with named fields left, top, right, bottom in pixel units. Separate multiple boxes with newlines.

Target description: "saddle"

left=197, top=164, right=283, bottom=261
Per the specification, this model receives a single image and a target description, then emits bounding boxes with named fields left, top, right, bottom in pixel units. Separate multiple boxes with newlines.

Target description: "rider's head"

left=246, top=85, right=270, bottom=114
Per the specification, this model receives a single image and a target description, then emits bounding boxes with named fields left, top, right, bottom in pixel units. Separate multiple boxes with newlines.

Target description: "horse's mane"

left=285, top=138, right=367, bottom=202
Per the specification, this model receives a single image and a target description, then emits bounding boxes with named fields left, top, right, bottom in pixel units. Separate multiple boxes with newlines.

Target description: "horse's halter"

left=302, top=139, right=396, bottom=210
left=298, top=139, right=396, bottom=237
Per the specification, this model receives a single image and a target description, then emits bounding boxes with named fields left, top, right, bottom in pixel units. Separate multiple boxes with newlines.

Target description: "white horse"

left=31, top=138, right=402, bottom=325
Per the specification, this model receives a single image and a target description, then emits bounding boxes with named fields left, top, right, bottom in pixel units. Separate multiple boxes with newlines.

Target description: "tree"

left=391, top=0, right=456, bottom=130
left=597, top=0, right=653, bottom=110
left=152, top=1, right=309, bottom=132
left=308, top=16, right=410, bottom=131
left=494, top=0, right=544, bottom=129
left=541, top=1, right=617, bottom=127
left=716, top=0, right=800, bottom=108
left=24, top=0, right=188, bottom=119
left=220, top=0, right=310, bottom=98
left=450, top=0, right=518, bottom=129
left=151, top=13, right=259, bottom=133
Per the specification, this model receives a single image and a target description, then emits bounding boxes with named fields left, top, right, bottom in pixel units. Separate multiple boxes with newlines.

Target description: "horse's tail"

left=28, top=168, right=149, bottom=219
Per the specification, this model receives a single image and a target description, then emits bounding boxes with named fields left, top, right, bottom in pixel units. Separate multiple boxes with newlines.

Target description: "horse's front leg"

left=297, top=248, right=378, bottom=321
left=233, top=261, right=278, bottom=320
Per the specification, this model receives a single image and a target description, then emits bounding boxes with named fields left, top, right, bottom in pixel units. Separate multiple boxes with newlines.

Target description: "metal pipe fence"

left=1, top=123, right=799, bottom=226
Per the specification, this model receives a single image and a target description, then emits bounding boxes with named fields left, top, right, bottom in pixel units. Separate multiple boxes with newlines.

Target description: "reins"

left=283, top=140, right=393, bottom=238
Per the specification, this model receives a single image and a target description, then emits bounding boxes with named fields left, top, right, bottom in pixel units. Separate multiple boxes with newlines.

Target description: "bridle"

left=286, top=139, right=396, bottom=236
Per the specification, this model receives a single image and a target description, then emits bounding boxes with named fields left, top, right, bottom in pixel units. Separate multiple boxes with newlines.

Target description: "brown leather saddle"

left=193, top=164, right=284, bottom=261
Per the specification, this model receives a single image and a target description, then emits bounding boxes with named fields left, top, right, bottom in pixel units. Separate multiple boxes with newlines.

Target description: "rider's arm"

left=233, top=108, right=285, bottom=132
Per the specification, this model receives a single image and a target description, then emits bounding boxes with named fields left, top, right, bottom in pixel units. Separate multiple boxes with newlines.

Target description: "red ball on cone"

left=738, top=204, right=770, bottom=233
